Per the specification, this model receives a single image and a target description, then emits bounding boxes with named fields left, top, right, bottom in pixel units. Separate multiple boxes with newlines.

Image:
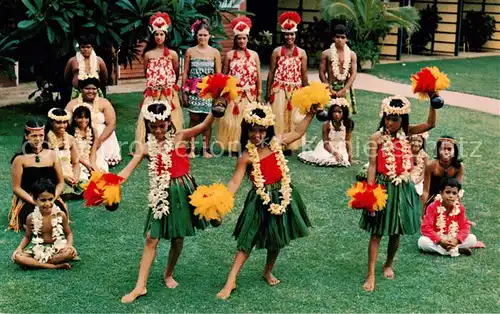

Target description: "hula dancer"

left=216, top=102, right=316, bottom=300
left=266, top=11, right=308, bottom=151
left=360, top=95, right=437, bottom=292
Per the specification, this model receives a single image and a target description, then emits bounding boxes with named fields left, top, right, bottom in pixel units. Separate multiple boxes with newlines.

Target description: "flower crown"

left=74, top=102, right=93, bottom=112
left=243, top=102, right=275, bottom=127
left=197, top=73, right=239, bottom=101
left=330, top=97, right=350, bottom=107
left=141, top=99, right=172, bottom=122
left=48, top=108, right=70, bottom=122
left=379, top=95, right=411, bottom=117
left=25, top=126, right=45, bottom=132
left=149, top=12, right=171, bottom=33
left=191, top=20, right=203, bottom=36
left=279, top=11, right=301, bottom=33
left=438, top=137, right=456, bottom=144
left=78, top=72, right=99, bottom=81
left=231, top=16, right=252, bottom=36
left=411, top=131, right=429, bottom=140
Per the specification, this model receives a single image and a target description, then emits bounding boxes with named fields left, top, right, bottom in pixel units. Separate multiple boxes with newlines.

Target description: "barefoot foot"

left=55, top=263, right=72, bottom=270
left=263, top=272, right=280, bottom=286
left=363, top=274, right=375, bottom=292
left=121, top=288, right=147, bottom=303
left=164, top=275, right=179, bottom=289
left=188, top=151, right=196, bottom=159
left=383, top=266, right=395, bottom=280
left=216, top=284, right=237, bottom=300
left=203, top=151, right=213, bottom=158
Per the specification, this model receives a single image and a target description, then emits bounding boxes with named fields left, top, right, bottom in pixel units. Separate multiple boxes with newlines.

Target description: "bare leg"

left=188, top=113, right=200, bottom=158
left=163, top=238, right=184, bottom=289
left=48, top=247, right=76, bottom=264
left=203, top=124, right=213, bottom=158
left=263, top=249, right=280, bottom=286
left=363, top=234, right=382, bottom=292
left=383, top=235, right=400, bottom=280
left=14, top=253, right=70, bottom=269
left=216, top=250, right=250, bottom=300
left=121, top=235, right=159, bottom=303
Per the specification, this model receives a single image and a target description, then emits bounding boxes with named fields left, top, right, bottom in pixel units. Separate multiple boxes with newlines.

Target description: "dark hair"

left=46, top=108, right=69, bottom=135
left=11, top=117, right=48, bottom=163
left=435, top=135, right=462, bottom=168
left=439, top=176, right=462, bottom=192
left=144, top=103, right=176, bottom=142
left=333, top=24, right=348, bottom=36
left=378, top=99, right=409, bottom=134
left=239, top=109, right=276, bottom=152
left=78, top=77, right=100, bottom=90
left=232, top=34, right=248, bottom=50
left=143, top=30, right=170, bottom=57
left=32, top=178, right=56, bottom=199
left=77, top=35, right=95, bottom=46
left=194, top=19, right=211, bottom=37
left=410, top=134, right=426, bottom=152
left=328, top=104, right=354, bottom=131
left=68, top=106, right=95, bottom=141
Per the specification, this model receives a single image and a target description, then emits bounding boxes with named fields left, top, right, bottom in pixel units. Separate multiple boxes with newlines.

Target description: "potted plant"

left=407, top=4, right=441, bottom=54
left=321, top=0, right=420, bottom=69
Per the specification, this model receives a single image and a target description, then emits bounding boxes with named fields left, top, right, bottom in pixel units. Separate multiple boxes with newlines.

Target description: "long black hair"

left=68, top=105, right=95, bottom=141
left=239, top=108, right=276, bottom=152
left=11, top=117, right=48, bottom=164
left=378, top=99, right=409, bottom=134
left=435, top=135, right=462, bottom=168
left=328, top=104, right=354, bottom=132
left=144, top=103, right=176, bottom=142
left=143, top=30, right=170, bottom=57
left=232, top=34, right=248, bottom=50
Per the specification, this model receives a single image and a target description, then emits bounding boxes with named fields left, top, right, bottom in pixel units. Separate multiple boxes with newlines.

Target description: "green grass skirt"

left=234, top=183, right=312, bottom=252
left=144, top=174, right=207, bottom=239
left=359, top=175, right=421, bottom=236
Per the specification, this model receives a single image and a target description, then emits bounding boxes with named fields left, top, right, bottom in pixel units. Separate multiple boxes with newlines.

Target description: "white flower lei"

left=410, top=149, right=427, bottom=183
left=330, top=43, right=351, bottom=82
left=47, top=130, right=70, bottom=152
left=31, top=205, right=67, bottom=263
left=75, top=127, right=92, bottom=163
left=76, top=50, right=99, bottom=80
left=246, top=137, right=292, bottom=215
left=147, top=133, right=174, bottom=219
left=435, top=194, right=461, bottom=240
left=379, top=128, right=412, bottom=185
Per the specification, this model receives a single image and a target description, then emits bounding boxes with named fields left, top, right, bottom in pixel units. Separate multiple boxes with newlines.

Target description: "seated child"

left=409, top=132, right=429, bottom=196
left=12, top=178, right=77, bottom=269
left=418, top=177, right=477, bottom=257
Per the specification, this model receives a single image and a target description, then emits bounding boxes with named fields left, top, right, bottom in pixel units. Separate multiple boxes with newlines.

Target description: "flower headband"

left=438, top=137, right=456, bottom=144
left=48, top=108, right=70, bottom=122
left=74, top=102, right=93, bottom=112
left=379, top=95, right=411, bottom=117
left=411, top=131, right=429, bottom=140
left=330, top=97, right=350, bottom=107
left=243, top=102, right=275, bottom=127
left=78, top=72, right=99, bottom=81
left=149, top=12, right=171, bottom=33
left=279, top=11, right=301, bottom=33
left=25, top=126, right=45, bottom=132
left=141, top=99, right=172, bottom=122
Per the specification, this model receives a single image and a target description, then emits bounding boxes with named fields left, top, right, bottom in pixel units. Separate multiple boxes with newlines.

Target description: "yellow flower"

left=291, top=81, right=330, bottom=114
left=190, top=183, right=234, bottom=221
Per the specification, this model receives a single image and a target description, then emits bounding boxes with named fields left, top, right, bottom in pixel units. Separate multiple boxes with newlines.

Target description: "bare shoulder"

left=238, top=151, right=250, bottom=164
left=322, top=49, right=330, bottom=57
left=226, top=49, right=235, bottom=59
left=67, top=56, right=77, bottom=64
left=272, top=47, right=281, bottom=54
left=99, top=97, right=113, bottom=107
left=97, top=56, right=105, bottom=63
left=169, top=49, right=178, bottom=59
left=12, top=154, right=25, bottom=167
left=66, top=99, right=77, bottom=110
left=370, top=131, right=382, bottom=143
left=212, top=47, right=221, bottom=57
left=298, top=47, right=307, bottom=56
left=350, top=50, right=357, bottom=59
left=57, top=210, right=68, bottom=221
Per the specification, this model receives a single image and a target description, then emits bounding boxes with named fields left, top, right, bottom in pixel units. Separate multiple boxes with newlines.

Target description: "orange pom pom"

left=82, top=171, right=124, bottom=207
left=411, top=67, right=450, bottom=100
left=279, top=11, right=301, bottom=25
left=347, top=182, right=387, bottom=212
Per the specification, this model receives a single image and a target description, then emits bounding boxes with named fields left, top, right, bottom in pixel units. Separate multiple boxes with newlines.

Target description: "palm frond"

left=385, top=6, right=420, bottom=35
left=321, top=0, right=359, bottom=25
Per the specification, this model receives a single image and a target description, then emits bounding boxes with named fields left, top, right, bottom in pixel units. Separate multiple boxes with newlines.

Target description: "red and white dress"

left=216, top=50, right=258, bottom=152
left=269, top=46, right=304, bottom=150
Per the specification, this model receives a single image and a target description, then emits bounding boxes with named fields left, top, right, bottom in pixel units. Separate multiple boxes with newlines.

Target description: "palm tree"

left=321, top=0, right=420, bottom=65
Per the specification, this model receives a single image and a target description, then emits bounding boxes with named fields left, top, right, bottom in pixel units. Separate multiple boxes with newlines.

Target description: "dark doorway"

left=246, top=0, right=278, bottom=64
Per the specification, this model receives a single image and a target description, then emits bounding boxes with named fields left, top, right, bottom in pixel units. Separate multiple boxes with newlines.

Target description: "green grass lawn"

left=1, top=91, right=499, bottom=312
left=369, top=56, right=500, bottom=99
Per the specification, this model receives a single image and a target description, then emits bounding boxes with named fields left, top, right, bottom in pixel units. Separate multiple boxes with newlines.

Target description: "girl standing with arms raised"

left=361, top=95, right=437, bottom=292
left=182, top=19, right=221, bottom=158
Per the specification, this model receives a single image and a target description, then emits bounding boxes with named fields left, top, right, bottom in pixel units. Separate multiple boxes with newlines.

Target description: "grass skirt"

left=234, top=183, right=311, bottom=252
left=269, top=87, right=305, bottom=151
left=359, top=175, right=421, bottom=236
left=216, top=94, right=255, bottom=152
left=144, top=174, right=207, bottom=239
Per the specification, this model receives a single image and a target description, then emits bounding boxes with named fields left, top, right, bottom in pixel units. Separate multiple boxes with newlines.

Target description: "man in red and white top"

left=418, top=177, right=477, bottom=257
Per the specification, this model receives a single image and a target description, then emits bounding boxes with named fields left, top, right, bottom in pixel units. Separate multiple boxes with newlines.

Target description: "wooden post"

left=454, top=0, right=464, bottom=56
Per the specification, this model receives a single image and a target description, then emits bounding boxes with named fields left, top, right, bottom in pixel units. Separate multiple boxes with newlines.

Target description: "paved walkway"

left=1, top=63, right=499, bottom=116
